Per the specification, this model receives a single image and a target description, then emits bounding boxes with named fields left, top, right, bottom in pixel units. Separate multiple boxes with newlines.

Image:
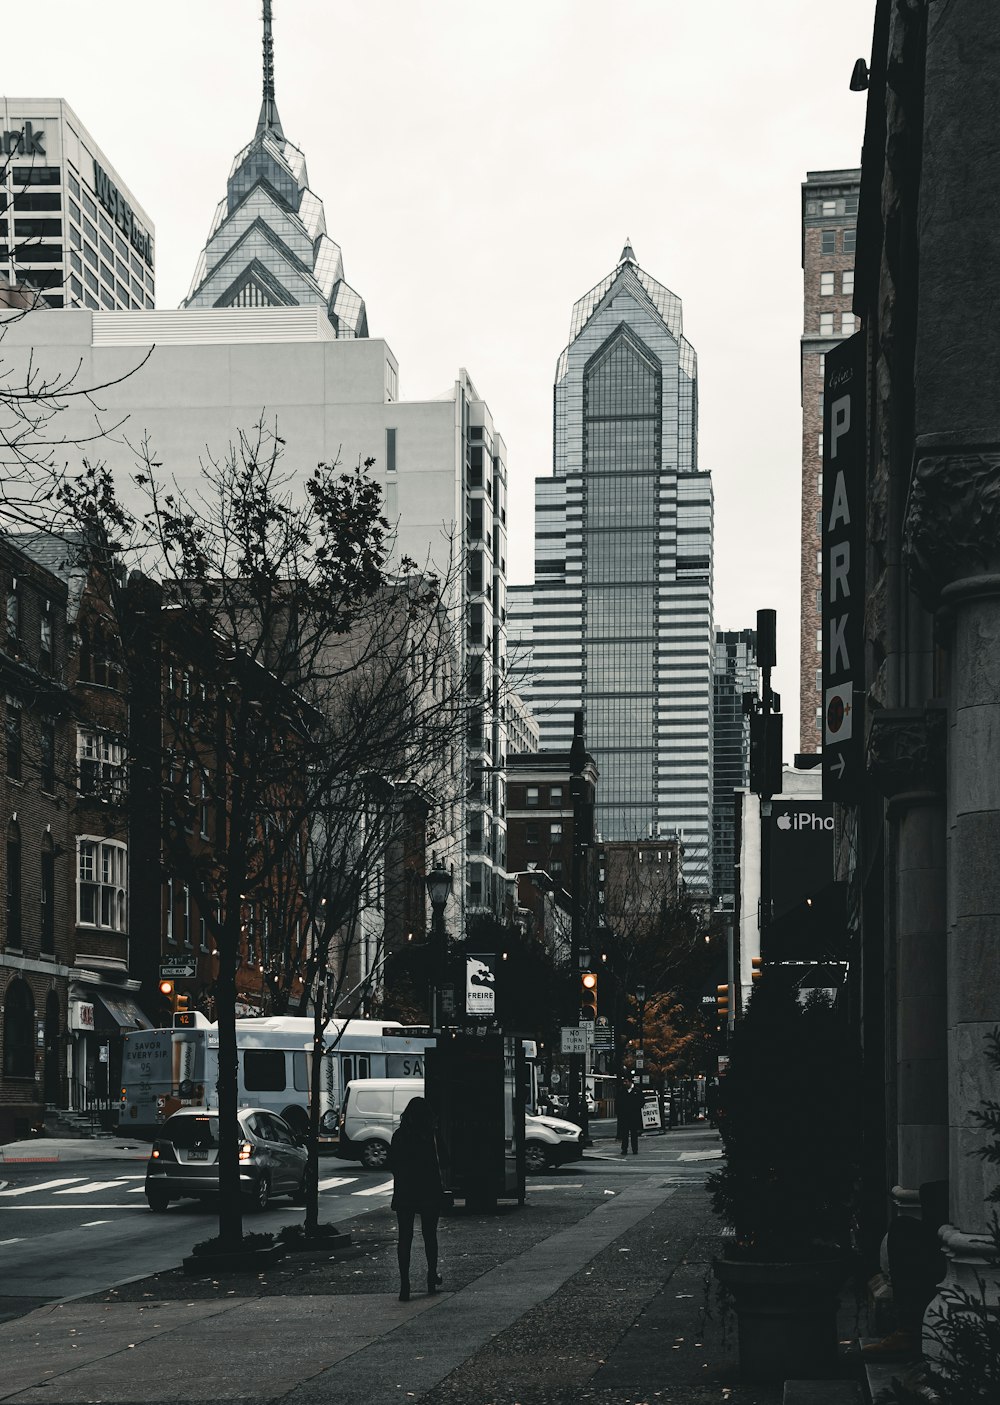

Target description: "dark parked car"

left=144, top=1107, right=307, bottom=1213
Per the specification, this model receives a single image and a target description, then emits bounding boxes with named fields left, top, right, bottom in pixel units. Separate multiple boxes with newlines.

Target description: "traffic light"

left=751, top=956, right=763, bottom=984
left=173, top=993, right=193, bottom=1027
left=579, top=970, right=598, bottom=1022
left=158, top=978, right=175, bottom=1007
left=716, top=983, right=730, bottom=1022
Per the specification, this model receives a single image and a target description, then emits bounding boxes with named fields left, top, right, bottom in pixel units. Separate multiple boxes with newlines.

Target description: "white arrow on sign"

left=830, top=753, right=847, bottom=780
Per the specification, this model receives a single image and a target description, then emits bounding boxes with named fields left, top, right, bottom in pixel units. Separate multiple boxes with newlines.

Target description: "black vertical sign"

left=822, top=332, right=866, bottom=802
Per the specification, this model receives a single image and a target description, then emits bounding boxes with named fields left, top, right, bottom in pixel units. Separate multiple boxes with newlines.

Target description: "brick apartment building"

left=800, top=169, right=861, bottom=752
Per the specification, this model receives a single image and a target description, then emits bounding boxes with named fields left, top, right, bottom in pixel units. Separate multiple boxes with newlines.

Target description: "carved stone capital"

left=867, top=707, right=946, bottom=799
left=904, top=450, right=1000, bottom=606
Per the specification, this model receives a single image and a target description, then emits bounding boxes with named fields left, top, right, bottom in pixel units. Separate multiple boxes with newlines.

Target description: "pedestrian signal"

left=579, top=971, right=598, bottom=1022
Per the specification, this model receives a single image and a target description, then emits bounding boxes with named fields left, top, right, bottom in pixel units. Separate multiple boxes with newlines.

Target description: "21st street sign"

left=822, top=332, right=866, bottom=803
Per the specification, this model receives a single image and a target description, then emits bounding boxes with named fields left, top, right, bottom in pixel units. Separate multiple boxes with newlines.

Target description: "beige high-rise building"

left=799, top=169, right=860, bottom=752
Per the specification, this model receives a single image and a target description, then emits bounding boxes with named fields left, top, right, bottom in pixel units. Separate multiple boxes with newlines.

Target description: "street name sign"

left=822, top=331, right=866, bottom=803
left=160, top=959, right=196, bottom=979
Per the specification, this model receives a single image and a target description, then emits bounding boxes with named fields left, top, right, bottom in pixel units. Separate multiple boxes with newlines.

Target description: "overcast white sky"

left=17, top=0, right=874, bottom=754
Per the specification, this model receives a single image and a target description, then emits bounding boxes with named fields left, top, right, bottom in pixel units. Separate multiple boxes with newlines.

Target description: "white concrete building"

left=0, top=98, right=155, bottom=312
left=0, top=306, right=510, bottom=926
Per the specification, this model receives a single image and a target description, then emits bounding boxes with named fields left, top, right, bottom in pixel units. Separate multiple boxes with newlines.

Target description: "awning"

left=92, top=993, right=153, bottom=1032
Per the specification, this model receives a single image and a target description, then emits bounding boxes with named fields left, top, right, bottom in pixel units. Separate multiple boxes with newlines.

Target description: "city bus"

left=118, top=1014, right=433, bottom=1141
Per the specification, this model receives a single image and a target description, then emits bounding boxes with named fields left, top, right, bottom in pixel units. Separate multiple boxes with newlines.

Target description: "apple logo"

left=776, top=813, right=792, bottom=830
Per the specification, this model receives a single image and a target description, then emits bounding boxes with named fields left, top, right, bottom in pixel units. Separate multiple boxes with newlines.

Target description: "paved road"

left=0, top=1128, right=720, bottom=1325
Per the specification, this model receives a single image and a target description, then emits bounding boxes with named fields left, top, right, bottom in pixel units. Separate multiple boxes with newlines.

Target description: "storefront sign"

left=822, top=332, right=866, bottom=802
left=770, top=803, right=836, bottom=920
left=69, top=1000, right=95, bottom=1031
left=93, top=160, right=154, bottom=268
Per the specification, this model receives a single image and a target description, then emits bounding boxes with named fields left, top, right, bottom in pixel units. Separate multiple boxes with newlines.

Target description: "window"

left=843, top=229, right=856, bottom=254
left=526, top=786, right=539, bottom=807
left=819, top=312, right=834, bottom=337
left=200, top=776, right=210, bottom=838
left=77, top=837, right=127, bottom=931
left=243, top=1049, right=286, bottom=1092
left=386, top=426, right=396, bottom=472
left=820, top=229, right=836, bottom=255
left=816, top=669, right=823, bottom=693
left=6, top=820, right=21, bottom=948
left=40, top=839, right=55, bottom=955
left=818, top=433, right=824, bottom=458
left=39, top=610, right=52, bottom=667
left=819, top=272, right=834, bottom=296
left=182, top=885, right=191, bottom=946
left=40, top=719, right=55, bottom=792
left=821, top=199, right=837, bottom=216
left=816, top=629, right=822, bottom=653
left=841, top=312, right=856, bottom=335
left=2, top=979, right=34, bottom=1078
left=77, top=730, right=124, bottom=800
left=525, top=822, right=539, bottom=846
left=6, top=583, right=20, bottom=642
left=550, top=822, right=563, bottom=843
left=842, top=270, right=855, bottom=295
left=385, top=359, right=397, bottom=402
left=6, top=704, right=22, bottom=780
left=166, top=877, right=174, bottom=943
left=550, top=786, right=563, bottom=804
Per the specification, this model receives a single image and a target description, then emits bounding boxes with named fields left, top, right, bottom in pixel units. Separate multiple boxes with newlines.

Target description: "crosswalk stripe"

left=0, top=1237, right=24, bottom=1245
left=128, top=1186, right=148, bottom=1193
left=55, top=1180, right=127, bottom=1195
left=0, top=1177, right=84, bottom=1197
left=352, top=1178, right=393, bottom=1197
left=317, top=1176, right=356, bottom=1191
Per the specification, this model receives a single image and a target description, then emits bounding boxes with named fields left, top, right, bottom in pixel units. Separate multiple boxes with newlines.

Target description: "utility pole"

left=569, top=712, right=590, bottom=1137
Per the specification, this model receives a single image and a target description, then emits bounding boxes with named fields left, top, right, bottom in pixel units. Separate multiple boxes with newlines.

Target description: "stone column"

left=869, top=710, right=948, bottom=1212
left=902, top=4, right=1000, bottom=1317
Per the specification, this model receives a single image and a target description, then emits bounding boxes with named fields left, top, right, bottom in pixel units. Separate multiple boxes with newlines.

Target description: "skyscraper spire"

left=256, top=0, right=285, bottom=141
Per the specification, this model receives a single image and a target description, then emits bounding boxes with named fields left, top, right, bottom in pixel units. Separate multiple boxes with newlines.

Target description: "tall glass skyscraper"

left=183, top=2, right=367, bottom=336
left=712, top=628, right=759, bottom=909
left=510, top=244, right=714, bottom=887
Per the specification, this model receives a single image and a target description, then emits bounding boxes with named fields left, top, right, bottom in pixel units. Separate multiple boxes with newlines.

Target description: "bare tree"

left=60, top=425, right=471, bottom=1250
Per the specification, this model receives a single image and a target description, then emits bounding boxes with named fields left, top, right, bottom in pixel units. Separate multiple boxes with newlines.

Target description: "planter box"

left=713, top=1254, right=851, bottom=1384
left=182, top=1244, right=287, bottom=1276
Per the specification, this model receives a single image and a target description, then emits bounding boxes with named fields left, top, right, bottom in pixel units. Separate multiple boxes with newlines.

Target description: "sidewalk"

left=0, top=1130, right=857, bottom=1405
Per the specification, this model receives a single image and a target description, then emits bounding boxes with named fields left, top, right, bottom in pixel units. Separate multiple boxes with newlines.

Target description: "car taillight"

left=151, top=1148, right=160, bottom=1159
left=238, top=1141, right=254, bottom=1162
left=150, top=1139, right=174, bottom=1162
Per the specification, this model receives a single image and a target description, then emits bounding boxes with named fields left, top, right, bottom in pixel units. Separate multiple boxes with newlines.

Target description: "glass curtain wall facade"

left=512, top=245, right=714, bottom=888
left=712, top=628, right=758, bottom=910
left=182, top=6, right=366, bottom=336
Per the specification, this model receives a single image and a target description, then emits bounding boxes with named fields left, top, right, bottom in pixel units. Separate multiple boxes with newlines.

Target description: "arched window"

left=2, top=978, right=34, bottom=1078
left=6, top=819, right=21, bottom=948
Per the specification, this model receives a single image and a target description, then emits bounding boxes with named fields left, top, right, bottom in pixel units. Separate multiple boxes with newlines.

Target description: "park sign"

left=822, top=332, right=866, bottom=803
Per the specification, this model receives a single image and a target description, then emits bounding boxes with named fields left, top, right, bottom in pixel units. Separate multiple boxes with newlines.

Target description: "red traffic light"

left=579, top=971, right=598, bottom=1021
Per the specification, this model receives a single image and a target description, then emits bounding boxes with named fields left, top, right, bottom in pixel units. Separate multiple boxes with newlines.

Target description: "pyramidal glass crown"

left=183, top=2, right=367, bottom=337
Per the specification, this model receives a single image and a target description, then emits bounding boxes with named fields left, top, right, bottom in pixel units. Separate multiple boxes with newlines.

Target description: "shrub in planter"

left=707, top=978, right=861, bottom=1381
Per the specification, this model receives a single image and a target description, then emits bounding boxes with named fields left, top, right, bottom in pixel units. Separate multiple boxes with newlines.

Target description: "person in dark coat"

left=618, top=1075, right=643, bottom=1155
left=387, top=1097, right=445, bottom=1301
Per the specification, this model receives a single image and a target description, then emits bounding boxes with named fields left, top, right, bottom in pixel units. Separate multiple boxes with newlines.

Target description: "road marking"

left=317, top=1176, right=356, bottom=1191
left=352, top=1178, right=393, bottom=1197
left=530, top=1184, right=584, bottom=1191
left=7, top=1204, right=148, bottom=1210
left=0, top=1237, right=24, bottom=1245
left=677, top=1150, right=722, bottom=1162
left=127, top=1186, right=147, bottom=1193
left=55, top=1180, right=128, bottom=1195
left=0, top=1177, right=84, bottom=1196
left=81, top=1220, right=112, bottom=1227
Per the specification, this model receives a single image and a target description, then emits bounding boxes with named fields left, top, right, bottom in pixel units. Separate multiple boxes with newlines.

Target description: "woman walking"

left=388, top=1097, right=445, bottom=1301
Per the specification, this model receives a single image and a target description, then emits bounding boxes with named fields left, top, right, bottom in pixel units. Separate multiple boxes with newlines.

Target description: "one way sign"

left=822, top=332, right=865, bottom=804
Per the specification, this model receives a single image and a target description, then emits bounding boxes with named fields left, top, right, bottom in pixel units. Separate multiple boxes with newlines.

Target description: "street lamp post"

left=425, top=862, right=453, bottom=1035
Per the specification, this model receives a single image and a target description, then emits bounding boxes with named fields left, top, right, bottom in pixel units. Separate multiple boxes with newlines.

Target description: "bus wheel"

left=360, top=1140, right=389, bottom=1171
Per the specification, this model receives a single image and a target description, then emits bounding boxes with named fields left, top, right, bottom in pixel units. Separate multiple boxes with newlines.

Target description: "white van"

left=335, top=1076, right=584, bottom=1176
left=335, top=1077, right=424, bottom=1170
